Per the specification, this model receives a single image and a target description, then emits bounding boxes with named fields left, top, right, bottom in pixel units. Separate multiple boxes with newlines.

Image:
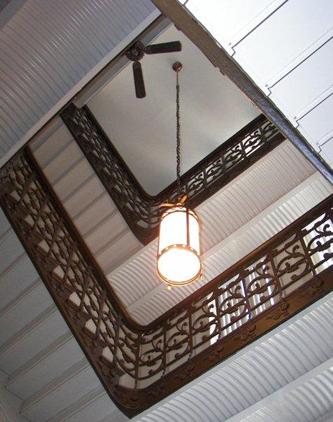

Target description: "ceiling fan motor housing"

left=126, top=40, right=182, bottom=98
left=126, top=41, right=145, bottom=62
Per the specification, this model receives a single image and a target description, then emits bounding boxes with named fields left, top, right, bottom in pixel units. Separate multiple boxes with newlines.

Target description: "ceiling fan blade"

left=132, top=61, right=146, bottom=98
left=144, top=41, right=182, bottom=55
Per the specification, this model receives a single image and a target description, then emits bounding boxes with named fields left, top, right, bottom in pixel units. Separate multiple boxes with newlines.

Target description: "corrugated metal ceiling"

left=0, top=0, right=159, bottom=167
left=135, top=294, right=333, bottom=422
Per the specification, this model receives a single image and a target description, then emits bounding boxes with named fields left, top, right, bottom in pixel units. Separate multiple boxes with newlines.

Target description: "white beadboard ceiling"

left=88, top=24, right=259, bottom=194
left=134, top=294, right=333, bottom=422
left=0, top=0, right=159, bottom=168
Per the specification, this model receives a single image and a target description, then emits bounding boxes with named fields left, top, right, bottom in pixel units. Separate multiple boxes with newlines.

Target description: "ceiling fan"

left=126, top=40, right=182, bottom=98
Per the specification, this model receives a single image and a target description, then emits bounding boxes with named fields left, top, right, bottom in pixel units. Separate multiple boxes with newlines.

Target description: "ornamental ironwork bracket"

left=61, top=104, right=285, bottom=244
left=1, top=148, right=332, bottom=416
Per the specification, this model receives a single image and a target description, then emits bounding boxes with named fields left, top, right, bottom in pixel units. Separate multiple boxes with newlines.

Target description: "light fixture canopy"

left=157, top=62, right=202, bottom=286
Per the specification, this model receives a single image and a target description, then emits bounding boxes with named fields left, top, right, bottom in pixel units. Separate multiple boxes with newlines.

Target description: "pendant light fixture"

left=157, top=62, right=202, bottom=286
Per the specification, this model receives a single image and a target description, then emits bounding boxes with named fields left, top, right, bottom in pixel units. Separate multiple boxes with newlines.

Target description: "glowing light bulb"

left=157, top=206, right=201, bottom=286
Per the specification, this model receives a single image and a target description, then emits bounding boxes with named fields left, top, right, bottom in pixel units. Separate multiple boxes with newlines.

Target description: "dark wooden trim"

left=151, top=0, right=333, bottom=183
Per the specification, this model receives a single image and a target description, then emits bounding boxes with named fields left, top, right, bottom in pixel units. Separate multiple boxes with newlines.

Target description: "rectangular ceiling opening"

left=88, top=23, right=260, bottom=195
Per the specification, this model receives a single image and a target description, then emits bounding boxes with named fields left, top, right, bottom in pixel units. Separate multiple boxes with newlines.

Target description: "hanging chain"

left=176, top=69, right=181, bottom=197
left=160, top=62, right=184, bottom=209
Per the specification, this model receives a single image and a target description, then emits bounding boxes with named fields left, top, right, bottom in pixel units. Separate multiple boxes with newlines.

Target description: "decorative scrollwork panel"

left=61, top=105, right=284, bottom=244
left=0, top=149, right=332, bottom=416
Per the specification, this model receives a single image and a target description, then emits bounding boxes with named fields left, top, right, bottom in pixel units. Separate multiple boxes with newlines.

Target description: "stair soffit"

left=134, top=294, right=333, bottom=422
left=30, top=118, right=333, bottom=323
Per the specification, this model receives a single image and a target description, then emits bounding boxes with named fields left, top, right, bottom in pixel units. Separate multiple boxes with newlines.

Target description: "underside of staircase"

left=0, top=110, right=332, bottom=420
left=0, top=1, right=333, bottom=421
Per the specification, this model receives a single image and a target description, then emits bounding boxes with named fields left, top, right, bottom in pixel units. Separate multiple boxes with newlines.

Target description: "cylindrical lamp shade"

left=157, top=206, right=201, bottom=286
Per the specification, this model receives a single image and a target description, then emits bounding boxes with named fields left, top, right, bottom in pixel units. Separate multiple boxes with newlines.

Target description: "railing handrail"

left=145, top=193, right=333, bottom=327
left=1, top=148, right=332, bottom=416
left=156, top=114, right=268, bottom=199
left=62, top=104, right=284, bottom=243
left=23, top=147, right=333, bottom=333
left=64, top=105, right=269, bottom=201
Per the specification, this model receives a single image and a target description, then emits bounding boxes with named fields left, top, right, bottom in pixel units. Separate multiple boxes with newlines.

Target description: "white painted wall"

left=183, top=0, right=333, bottom=168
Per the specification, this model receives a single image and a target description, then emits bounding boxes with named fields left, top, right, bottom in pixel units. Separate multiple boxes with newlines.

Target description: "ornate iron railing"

left=0, top=148, right=332, bottom=416
left=61, top=105, right=284, bottom=244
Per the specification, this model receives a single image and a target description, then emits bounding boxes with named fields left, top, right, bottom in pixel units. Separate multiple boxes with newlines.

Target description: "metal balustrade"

left=61, top=105, right=284, bottom=244
left=1, top=148, right=332, bottom=416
